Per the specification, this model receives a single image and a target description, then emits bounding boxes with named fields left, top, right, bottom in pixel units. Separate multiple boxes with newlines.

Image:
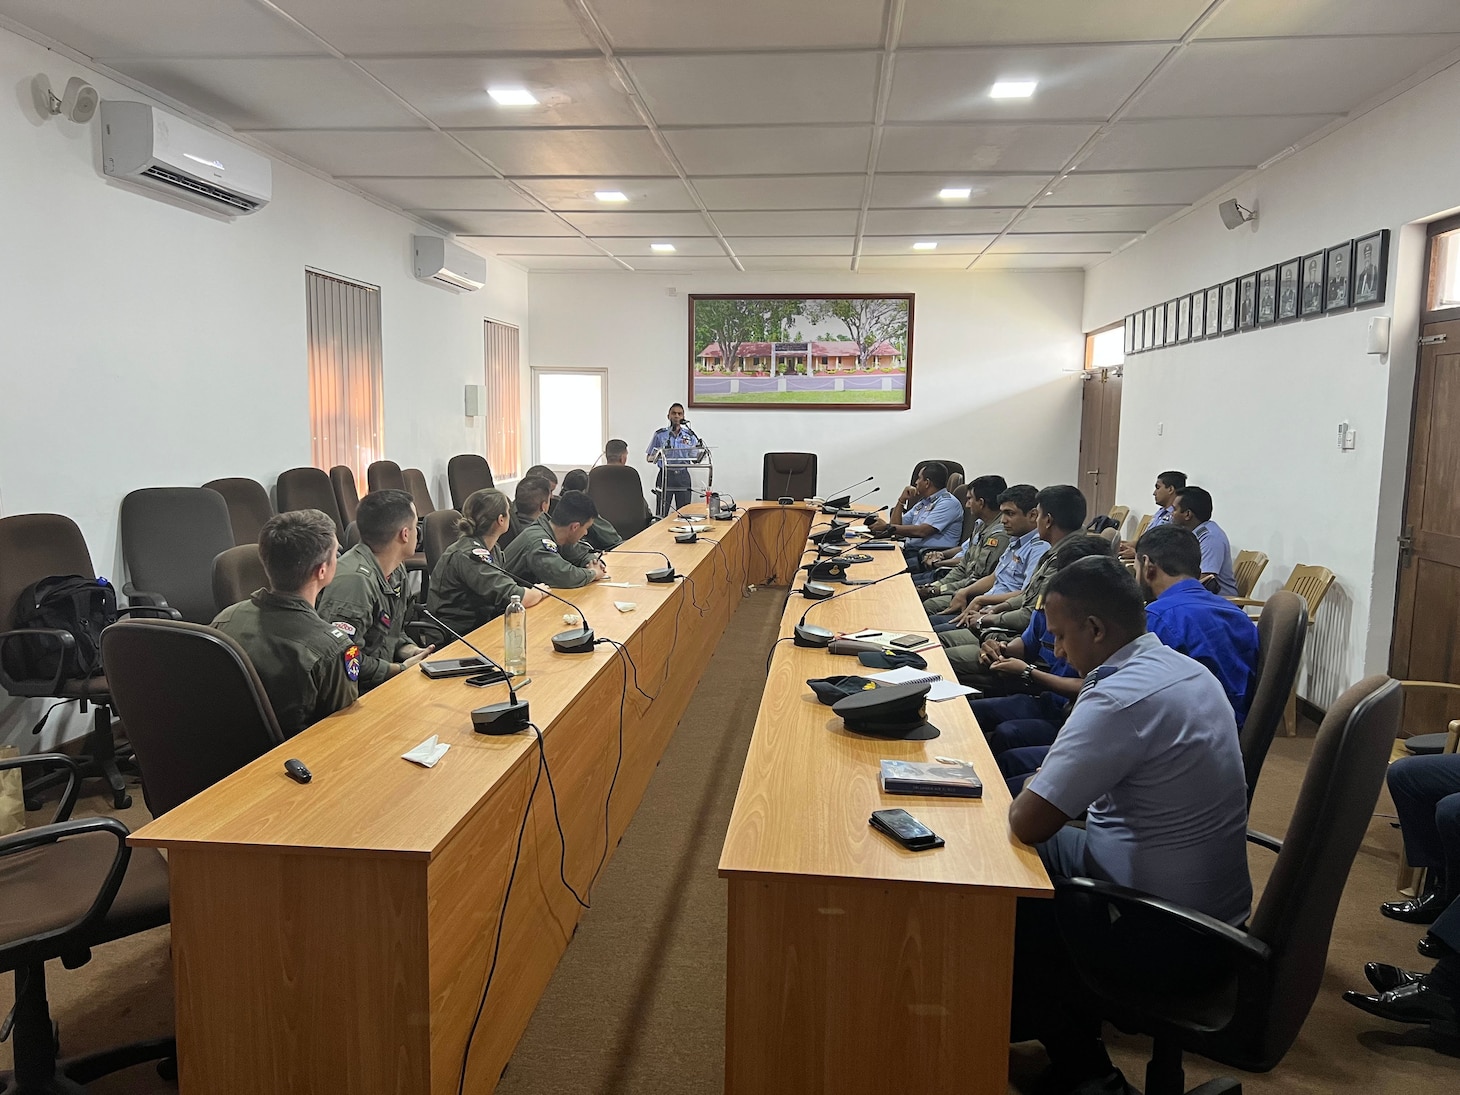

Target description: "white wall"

left=1084, top=58, right=1460, bottom=706
left=528, top=270, right=1085, bottom=509
left=0, top=26, right=528, bottom=747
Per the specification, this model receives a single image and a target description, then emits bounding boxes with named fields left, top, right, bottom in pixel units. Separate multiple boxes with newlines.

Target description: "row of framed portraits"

left=1124, top=228, right=1389, bottom=354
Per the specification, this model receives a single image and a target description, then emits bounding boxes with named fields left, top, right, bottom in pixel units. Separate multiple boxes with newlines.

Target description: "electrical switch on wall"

left=1337, top=421, right=1357, bottom=452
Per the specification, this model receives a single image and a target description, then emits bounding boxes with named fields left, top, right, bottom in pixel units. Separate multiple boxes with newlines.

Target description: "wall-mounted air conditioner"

left=100, top=100, right=272, bottom=216
left=414, top=236, right=487, bottom=292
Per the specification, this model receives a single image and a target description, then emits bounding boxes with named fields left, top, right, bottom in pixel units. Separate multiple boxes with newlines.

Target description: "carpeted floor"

left=5, top=586, right=1459, bottom=1093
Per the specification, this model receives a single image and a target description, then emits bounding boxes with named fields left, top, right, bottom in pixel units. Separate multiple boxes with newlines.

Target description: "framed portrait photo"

left=1144, top=307, right=1156, bottom=349
left=1177, top=295, right=1191, bottom=342
left=1256, top=266, right=1278, bottom=326
left=1352, top=229, right=1390, bottom=306
left=1165, top=300, right=1179, bottom=344
left=1124, top=314, right=1135, bottom=354
left=1220, top=280, right=1238, bottom=333
left=1300, top=250, right=1325, bottom=316
left=1134, top=309, right=1145, bottom=352
left=1153, top=302, right=1166, bottom=347
left=1325, top=240, right=1354, bottom=311
left=1277, top=258, right=1301, bottom=321
left=1205, top=286, right=1221, bottom=337
left=1190, top=291, right=1206, bottom=341
left=1238, top=272, right=1257, bottom=330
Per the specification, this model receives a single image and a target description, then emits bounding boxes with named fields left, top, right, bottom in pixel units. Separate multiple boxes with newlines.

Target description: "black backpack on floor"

left=12, top=575, right=118, bottom=680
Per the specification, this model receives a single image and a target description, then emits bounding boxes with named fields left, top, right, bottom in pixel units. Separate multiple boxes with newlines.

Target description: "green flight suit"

left=212, top=589, right=358, bottom=737
left=316, top=543, right=414, bottom=691
left=427, top=536, right=528, bottom=638
left=501, top=512, right=598, bottom=588
left=584, top=514, right=623, bottom=551
left=921, top=520, right=1010, bottom=614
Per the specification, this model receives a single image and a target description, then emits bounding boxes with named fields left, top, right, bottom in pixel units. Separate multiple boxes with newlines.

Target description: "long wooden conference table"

left=131, top=499, right=1049, bottom=1094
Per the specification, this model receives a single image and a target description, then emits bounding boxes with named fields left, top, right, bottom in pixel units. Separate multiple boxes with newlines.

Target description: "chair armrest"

left=0, top=816, right=132, bottom=951
left=1246, top=829, right=1282, bottom=853
left=0, top=627, right=75, bottom=695
left=1055, top=876, right=1269, bottom=963
left=1227, top=597, right=1265, bottom=609
left=116, top=604, right=182, bottom=621
left=121, top=585, right=181, bottom=619
left=0, top=752, right=81, bottom=822
left=1397, top=680, right=1460, bottom=696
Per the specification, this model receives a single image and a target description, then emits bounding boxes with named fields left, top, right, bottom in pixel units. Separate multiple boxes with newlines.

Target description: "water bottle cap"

left=509, top=594, right=522, bottom=604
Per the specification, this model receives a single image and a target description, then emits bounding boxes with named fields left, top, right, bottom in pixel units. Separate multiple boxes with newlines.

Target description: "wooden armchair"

left=1231, top=550, right=1270, bottom=599
left=1230, top=565, right=1336, bottom=736
left=1107, top=504, right=1130, bottom=529
left=1132, top=513, right=1153, bottom=541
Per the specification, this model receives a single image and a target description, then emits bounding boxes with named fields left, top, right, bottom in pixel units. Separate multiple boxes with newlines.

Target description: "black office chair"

left=101, top=619, right=286, bottom=815
left=909, top=459, right=964, bottom=484
left=275, top=467, right=345, bottom=540
left=330, top=465, right=361, bottom=530
left=588, top=465, right=653, bottom=539
left=212, top=544, right=268, bottom=615
left=447, top=454, right=494, bottom=510
left=1054, top=675, right=1402, bottom=1095
left=202, top=477, right=273, bottom=547
left=404, top=468, right=437, bottom=516
left=423, top=509, right=460, bottom=576
left=0, top=753, right=174, bottom=1093
left=119, top=487, right=237, bottom=625
left=761, top=452, right=818, bottom=500
left=1242, top=591, right=1308, bottom=807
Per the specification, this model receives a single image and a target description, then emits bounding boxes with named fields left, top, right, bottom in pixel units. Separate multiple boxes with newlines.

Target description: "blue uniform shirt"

left=1027, top=633, right=1253, bottom=926
left=1149, top=505, right=1174, bottom=529
left=1145, top=578, right=1259, bottom=727
left=901, top=488, right=963, bottom=553
left=646, top=425, right=701, bottom=489
left=1192, top=520, right=1237, bottom=596
left=1020, top=608, right=1078, bottom=710
left=990, top=529, right=1050, bottom=595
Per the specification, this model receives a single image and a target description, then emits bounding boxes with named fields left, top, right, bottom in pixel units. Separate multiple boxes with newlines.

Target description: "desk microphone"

left=820, top=475, right=873, bottom=510
left=474, top=554, right=598, bottom=654
left=421, top=609, right=529, bottom=733
left=824, top=485, right=880, bottom=515
left=605, top=548, right=676, bottom=583
left=793, top=566, right=910, bottom=647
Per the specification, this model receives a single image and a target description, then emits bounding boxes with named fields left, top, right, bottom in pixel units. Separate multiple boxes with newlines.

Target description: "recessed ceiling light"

left=938, top=187, right=972, bottom=200
left=594, top=190, right=629, bottom=202
left=913, top=241, right=938, bottom=250
left=990, top=80, right=1038, bottom=99
left=651, top=243, right=676, bottom=252
left=487, top=87, right=538, bottom=106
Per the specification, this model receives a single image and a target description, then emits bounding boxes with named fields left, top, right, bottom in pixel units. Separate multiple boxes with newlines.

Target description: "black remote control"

left=284, top=758, right=312, bottom=784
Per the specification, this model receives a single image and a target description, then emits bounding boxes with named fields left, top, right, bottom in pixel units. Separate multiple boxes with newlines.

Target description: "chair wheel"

left=113, top=790, right=132, bottom=810
left=158, top=1057, right=178, bottom=1082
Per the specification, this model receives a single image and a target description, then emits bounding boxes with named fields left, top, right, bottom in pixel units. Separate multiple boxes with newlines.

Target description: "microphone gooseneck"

left=794, top=566, right=911, bottom=648
left=421, top=608, right=529, bottom=734
left=475, top=552, right=598, bottom=654
left=821, top=475, right=874, bottom=509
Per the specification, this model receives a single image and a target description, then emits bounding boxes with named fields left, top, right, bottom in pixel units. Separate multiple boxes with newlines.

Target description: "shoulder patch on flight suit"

left=331, top=621, right=356, bottom=636
left=541, top=538, right=559, bottom=553
left=378, top=612, right=391, bottom=628
left=329, top=627, right=349, bottom=641
left=343, top=644, right=361, bottom=681
left=472, top=548, right=493, bottom=562
left=985, top=536, right=1000, bottom=547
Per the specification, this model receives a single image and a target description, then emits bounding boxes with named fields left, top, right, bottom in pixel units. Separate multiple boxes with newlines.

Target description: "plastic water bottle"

left=503, top=595, right=527, bottom=676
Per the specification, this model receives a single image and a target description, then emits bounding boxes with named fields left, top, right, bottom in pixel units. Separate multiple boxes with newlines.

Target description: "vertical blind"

left=306, top=270, right=384, bottom=483
left=485, top=319, right=522, bottom=480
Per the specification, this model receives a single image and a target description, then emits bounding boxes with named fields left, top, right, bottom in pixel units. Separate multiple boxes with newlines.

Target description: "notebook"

left=880, top=759, right=983, bottom=798
left=868, top=666, right=977, bottom=701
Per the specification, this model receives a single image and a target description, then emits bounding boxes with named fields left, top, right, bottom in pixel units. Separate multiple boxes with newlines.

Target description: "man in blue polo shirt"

left=1118, top=469, right=1185, bottom=560
left=868, top=461, right=963, bottom=564
left=1171, top=484, right=1237, bottom=596
left=928, top=483, right=1046, bottom=630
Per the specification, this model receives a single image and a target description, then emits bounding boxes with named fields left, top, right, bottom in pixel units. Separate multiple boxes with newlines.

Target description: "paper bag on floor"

left=0, top=746, right=24, bottom=836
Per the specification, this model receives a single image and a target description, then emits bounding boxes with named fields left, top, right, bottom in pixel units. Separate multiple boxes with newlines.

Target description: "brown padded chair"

left=202, top=477, right=273, bottom=547
left=119, top=487, right=237, bottom=625
left=588, top=465, right=654, bottom=539
left=423, top=509, right=460, bottom=576
left=330, top=465, right=361, bottom=529
left=101, top=619, right=286, bottom=815
left=404, top=468, right=437, bottom=516
left=1241, top=591, right=1309, bottom=806
left=0, top=752, right=174, bottom=1092
left=761, top=452, right=818, bottom=500
left=1054, top=675, right=1402, bottom=1095
left=275, top=467, right=344, bottom=539
left=367, top=459, right=407, bottom=493
left=212, top=544, right=268, bottom=615
left=447, top=454, right=494, bottom=510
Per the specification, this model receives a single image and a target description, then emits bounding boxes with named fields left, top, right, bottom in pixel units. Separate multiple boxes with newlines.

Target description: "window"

left=485, top=320, right=522, bottom=480
left=1427, top=222, right=1460, bottom=312
left=1085, top=324, right=1125, bottom=370
left=531, top=368, right=607, bottom=469
left=306, top=270, right=383, bottom=481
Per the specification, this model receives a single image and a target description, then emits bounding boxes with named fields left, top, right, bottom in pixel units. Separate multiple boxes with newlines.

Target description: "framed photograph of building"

left=1190, top=290, right=1206, bottom=341
left=1177, top=295, right=1191, bottom=342
left=1220, top=280, right=1238, bottom=333
left=689, top=294, right=913, bottom=409
left=1278, top=258, right=1301, bottom=321
left=1325, top=240, right=1354, bottom=311
left=1205, top=286, right=1221, bottom=336
left=1300, top=250, right=1325, bottom=316
left=1257, top=266, right=1278, bottom=326
left=1352, top=229, right=1389, bottom=306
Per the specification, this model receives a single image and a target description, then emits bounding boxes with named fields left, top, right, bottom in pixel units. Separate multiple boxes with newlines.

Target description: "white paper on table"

left=614, top=601, right=637, bottom=612
left=868, top=667, right=977, bottom=701
left=672, top=524, right=710, bottom=533
left=403, top=735, right=450, bottom=767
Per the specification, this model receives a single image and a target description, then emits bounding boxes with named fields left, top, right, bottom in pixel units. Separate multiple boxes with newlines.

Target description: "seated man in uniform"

left=927, top=482, right=1042, bottom=628
left=1170, top=484, right=1237, bottom=596
left=317, top=488, right=433, bottom=691
left=867, top=461, right=963, bottom=566
left=427, top=487, right=546, bottom=639
left=502, top=489, right=608, bottom=589
left=604, top=438, right=631, bottom=465
left=212, top=509, right=359, bottom=736
left=508, top=475, right=554, bottom=544
left=523, top=465, right=560, bottom=515
left=562, top=468, right=623, bottom=550
left=1008, top=556, right=1252, bottom=1094
left=916, top=474, right=1007, bottom=604
left=1117, top=469, right=1185, bottom=560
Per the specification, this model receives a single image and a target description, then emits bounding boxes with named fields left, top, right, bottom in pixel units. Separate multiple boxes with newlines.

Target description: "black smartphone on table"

left=421, top=657, right=490, bottom=679
left=870, top=808, right=944, bottom=851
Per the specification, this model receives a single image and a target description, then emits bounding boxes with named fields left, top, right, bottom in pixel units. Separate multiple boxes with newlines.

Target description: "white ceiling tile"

left=1201, top=0, right=1460, bottom=38
left=490, top=254, right=627, bottom=271
left=973, top=253, right=1096, bottom=270
left=104, top=58, right=421, bottom=129
left=1050, top=168, right=1246, bottom=205
left=863, top=209, right=1018, bottom=234
left=1, top=0, right=319, bottom=57
left=463, top=237, right=607, bottom=256
left=593, top=0, right=886, bottom=49
left=860, top=235, right=995, bottom=255
left=712, top=211, right=861, bottom=235
left=990, top=232, right=1137, bottom=253
left=739, top=256, right=857, bottom=271
left=452, top=128, right=670, bottom=176
left=516, top=177, right=697, bottom=210
left=1128, top=36, right=1460, bottom=119
left=693, top=176, right=866, bottom=210
left=877, top=123, right=1097, bottom=173
left=900, top=0, right=1214, bottom=46
left=272, top=0, right=591, bottom=54
left=421, top=211, right=578, bottom=235
left=663, top=126, right=873, bottom=175
left=358, top=57, right=641, bottom=128
left=339, top=177, right=537, bottom=210
left=625, top=53, right=880, bottom=125
left=856, top=254, right=981, bottom=269
left=1019, top=205, right=1184, bottom=232
left=253, top=130, right=487, bottom=176
left=1079, top=116, right=1338, bottom=170
left=620, top=255, right=738, bottom=272
left=887, top=45, right=1170, bottom=122
left=560, top=211, right=713, bottom=235
left=725, top=237, right=854, bottom=256
left=870, top=174, right=1049, bottom=207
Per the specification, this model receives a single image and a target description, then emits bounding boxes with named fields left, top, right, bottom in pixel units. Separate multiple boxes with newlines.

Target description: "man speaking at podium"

left=646, top=402, right=704, bottom=516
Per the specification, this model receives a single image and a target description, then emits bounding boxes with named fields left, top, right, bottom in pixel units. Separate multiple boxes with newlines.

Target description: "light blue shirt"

left=990, top=529, right=1050, bottom=595
left=1149, top=505, right=1174, bottom=528
left=646, top=425, right=701, bottom=464
left=902, top=488, right=963, bottom=552
left=1027, top=633, right=1252, bottom=926
left=1192, top=520, right=1237, bottom=596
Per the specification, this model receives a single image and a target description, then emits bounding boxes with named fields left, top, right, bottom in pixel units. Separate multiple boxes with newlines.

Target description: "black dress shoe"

left=1365, top=962, right=1425, bottom=992
left=1419, top=934, right=1457, bottom=959
left=1381, top=890, right=1450, bottom=924
left=1343, top=980, right=1459, bottom=1025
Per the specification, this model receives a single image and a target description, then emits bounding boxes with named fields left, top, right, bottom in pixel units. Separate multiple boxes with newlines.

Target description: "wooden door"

left=1391, top=317, right=1460, bottom=733
left=1077, top=369, right=1122, bottom=518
